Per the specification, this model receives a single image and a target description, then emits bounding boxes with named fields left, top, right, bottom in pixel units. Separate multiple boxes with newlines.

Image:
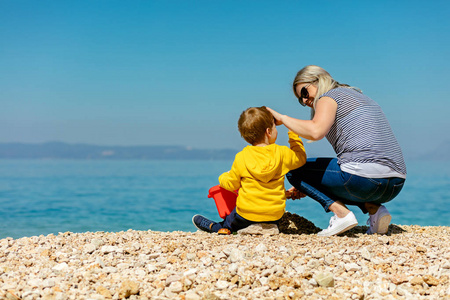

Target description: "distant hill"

left=2, top=140, right=448, bottom=161
left=0, top=142, right=238, bottom=160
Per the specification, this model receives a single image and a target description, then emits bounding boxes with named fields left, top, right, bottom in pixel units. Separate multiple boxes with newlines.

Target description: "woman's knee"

left=286, top=170, right=298, bottom=186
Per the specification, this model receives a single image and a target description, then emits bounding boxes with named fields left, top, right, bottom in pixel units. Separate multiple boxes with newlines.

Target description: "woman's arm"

left=267, top=97, right=337, bottom=141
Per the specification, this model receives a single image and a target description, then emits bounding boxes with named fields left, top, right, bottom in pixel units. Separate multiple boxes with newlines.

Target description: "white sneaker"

left=366, top=205, right=391, bottom=234
left=317, top=212, right=358, bottom=236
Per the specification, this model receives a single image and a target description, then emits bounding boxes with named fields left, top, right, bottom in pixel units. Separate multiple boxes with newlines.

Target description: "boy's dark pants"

left=211, top=207, right=279, bottom=233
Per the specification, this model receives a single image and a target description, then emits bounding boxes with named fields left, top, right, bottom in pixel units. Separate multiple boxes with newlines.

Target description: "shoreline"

left=1, top=225, right=449, bottom=299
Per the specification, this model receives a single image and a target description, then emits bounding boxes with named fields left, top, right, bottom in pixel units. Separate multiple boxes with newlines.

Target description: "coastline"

left=1, top=225, right=449, bottom=299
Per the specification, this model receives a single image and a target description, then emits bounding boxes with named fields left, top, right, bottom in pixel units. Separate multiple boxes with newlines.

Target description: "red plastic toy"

left=208, top=185, right=238, bottom=219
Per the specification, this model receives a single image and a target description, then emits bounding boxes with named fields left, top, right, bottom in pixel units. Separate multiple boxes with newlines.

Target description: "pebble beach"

left=1, top=218, right=449, bottom=300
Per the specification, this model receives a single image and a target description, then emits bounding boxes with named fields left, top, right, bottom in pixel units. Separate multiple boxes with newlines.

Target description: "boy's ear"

left=266, top=127, right=272, bottom=136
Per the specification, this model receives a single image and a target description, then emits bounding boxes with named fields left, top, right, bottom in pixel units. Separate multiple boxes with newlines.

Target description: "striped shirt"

left=320, top=87, right=407, bottom=176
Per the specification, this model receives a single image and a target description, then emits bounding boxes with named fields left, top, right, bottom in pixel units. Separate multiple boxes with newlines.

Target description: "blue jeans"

left=211, top=208, right=280, bottom=233
left=286, top=158, right=405, bottom=214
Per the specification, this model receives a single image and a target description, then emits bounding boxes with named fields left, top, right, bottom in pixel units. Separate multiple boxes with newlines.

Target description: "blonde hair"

left=293, top=65, right=359, bottom=117
left=238, top=106, right=274, bottom=145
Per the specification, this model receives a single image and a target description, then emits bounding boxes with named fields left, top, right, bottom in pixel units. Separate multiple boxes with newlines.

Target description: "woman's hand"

left=286, top=187, right=306, bottom=200
left=267, top=97, right=337, bottom=141
left=266, top=107, right=284, bottom=126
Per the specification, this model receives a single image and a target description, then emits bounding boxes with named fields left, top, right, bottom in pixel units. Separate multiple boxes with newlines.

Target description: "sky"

left=1, top=0, right=449, bottom=159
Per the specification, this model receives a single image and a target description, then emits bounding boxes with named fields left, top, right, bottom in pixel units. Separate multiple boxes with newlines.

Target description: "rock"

left=118, top=280, right=139, bottom=298
left=183, top=268, right=198, bottom=277
left=96, top=285, right=112, bottom=298
left=228, top=263, right=238, bottom=275
left=95, top=257, right=105, bottom=268
left=378, top=236, right=390, bottom=244
left=360, top=247, right=371, bottom=261
left=345, top=263, right=361, bottom=272
left=278, top=246, right=289, bottom=253
left=255, top=243, right=268, bottom=252
left=185, top=291, right=201, bottom=300
left=390, top=274, right=408, bottom=285
left=186, top=253, right=196, bottom=260
left=229, top=249, right=245, bottom=263
left=91, top=239, right=104, bottom=248
left=168, top=281, right=183, bottom=293
left=166, top=274, right=181, bottom=286
left=52, top=262, right=68, bottom=271
left=307, top=259, right=320, bottom=269
left=42, top=278, right=55, bottom=288
left=27, top=278, right=42, bottom=287
left=5, top=290, right=21, bottom=300
left=237, top=223, right=279, bottom=235
left=309, top=278, right=318, bottom=286
left=149, top=252, right=161, bottom=259
left=410, top=276, right=424, bottom=285
left=312, top=249, right=326, bottom=259
left=216, top=280, right=229, bottom=290
left=314, top=272, right=334, bottom=287
left=423, top=275, right=439, bottom=286
left=100, top=245, right=123, bottom=254
left=83, top=244, right=97, bottom=254
left=416, top=246, right=427, bottom=253
left=259, top=277, right=269, bottom=286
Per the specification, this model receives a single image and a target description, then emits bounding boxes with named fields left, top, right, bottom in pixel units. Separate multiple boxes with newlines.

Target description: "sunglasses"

left=297, top=84, right=311, bottom=107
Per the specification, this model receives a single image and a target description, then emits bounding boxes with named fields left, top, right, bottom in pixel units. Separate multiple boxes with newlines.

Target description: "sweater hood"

left=241, top=145, right=281, bottom=183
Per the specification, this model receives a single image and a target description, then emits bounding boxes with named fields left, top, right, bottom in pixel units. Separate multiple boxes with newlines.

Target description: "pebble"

left=118, top=280, right=139, bottom=298
left=83, top=243, right=97, bottom=254
left=185, top=291, right=201, bottom=300
left=237, top=223, right=279, bottom=235
left=423, top=275, right=440, bottom=286
left=168, top=281, right=183, bottom=293
left=345, top=263, right=361, bottom=272
left=255, top=243, right=268, bottom=252
left=0, top=224, right=449, bottom=299
left=360, top=247, right=371, bottom=261
left=215, top=280, right=229, bottom=290
left=314, top=272, right=335, bottom=287
left=229, top=248, right=245, bottom=263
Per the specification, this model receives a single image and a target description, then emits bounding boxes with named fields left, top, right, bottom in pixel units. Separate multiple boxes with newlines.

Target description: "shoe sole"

left=192, top=215, right=201, bottom=231
left=317, top=222, right=358, bottom=236
left=375, top=214, right=391, bottom=234
left=317, top=214, right=358, bottom=236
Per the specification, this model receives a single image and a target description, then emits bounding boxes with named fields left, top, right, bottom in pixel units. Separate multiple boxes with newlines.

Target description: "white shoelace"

left=366, top=215, right=375, bottom=226
left=366, top=215, right=376, bottom=234
left=329, top=215, right=338, bottom=228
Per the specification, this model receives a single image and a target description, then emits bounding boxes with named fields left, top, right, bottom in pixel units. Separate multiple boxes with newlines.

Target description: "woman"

left=267, top=65, right=406, bottom=236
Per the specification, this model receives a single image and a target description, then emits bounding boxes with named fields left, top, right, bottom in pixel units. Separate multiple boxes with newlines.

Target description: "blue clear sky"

left=1, top=0, right=449, bottom=159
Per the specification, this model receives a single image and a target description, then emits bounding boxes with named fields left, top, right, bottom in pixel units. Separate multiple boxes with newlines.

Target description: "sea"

left=0, top=159, right=449, bottom=239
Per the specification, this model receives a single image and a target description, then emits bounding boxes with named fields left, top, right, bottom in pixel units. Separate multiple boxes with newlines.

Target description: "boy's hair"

left=238, top=106, right=274, bottom=145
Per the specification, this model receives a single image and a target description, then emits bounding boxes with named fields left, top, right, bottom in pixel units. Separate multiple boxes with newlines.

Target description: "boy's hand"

left=286, top=187, right=306, bottom=200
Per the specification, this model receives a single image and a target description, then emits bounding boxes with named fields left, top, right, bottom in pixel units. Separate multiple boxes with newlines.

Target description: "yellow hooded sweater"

left=219, top=131, right=306, bottom=222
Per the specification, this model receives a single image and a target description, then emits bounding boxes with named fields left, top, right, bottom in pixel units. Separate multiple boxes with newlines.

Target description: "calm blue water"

left=0, top=159, right=449, bottom=239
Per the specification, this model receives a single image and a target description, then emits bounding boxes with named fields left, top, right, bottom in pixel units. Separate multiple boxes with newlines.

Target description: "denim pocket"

left=344, top=175, right=382, bottom=200
left=387, top=181, right=405, bottom=201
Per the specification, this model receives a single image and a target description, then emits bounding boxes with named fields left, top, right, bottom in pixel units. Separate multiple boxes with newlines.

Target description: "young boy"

left=192, top=106, right=307, bottom=234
